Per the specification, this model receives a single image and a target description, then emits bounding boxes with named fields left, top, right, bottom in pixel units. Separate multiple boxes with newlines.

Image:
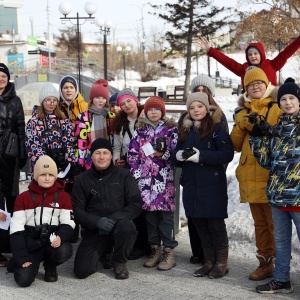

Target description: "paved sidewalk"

left=1, top=228, right=299, bottom=300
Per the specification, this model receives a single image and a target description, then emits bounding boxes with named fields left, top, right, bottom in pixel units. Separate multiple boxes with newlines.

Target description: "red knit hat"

left=144, top=96, right=166, bottom=116
left=89, top=79, right=109, bottom=101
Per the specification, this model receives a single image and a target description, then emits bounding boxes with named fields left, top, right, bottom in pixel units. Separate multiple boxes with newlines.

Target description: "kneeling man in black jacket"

left=72, top=138, right=142, bottom=280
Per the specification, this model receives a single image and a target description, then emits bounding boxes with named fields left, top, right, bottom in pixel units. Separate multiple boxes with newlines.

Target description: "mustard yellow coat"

left=59, top=92, right=88, bottom=124
left=230, top=86, right=282, bottom=203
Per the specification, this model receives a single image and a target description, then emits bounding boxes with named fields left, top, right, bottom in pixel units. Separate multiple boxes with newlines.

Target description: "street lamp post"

left=59, top=1, right=97, bottom=93
left=116, top=45, right=131, bottom=88
left=95, top=18, right=112, bottom=81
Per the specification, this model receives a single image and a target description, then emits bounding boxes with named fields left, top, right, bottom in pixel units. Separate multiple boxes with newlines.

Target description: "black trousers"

left=74, top=219, right=137, bottom=279
left=132, top=211, right=150, bottom=252
left=187, top=218, right=203, bottom=257
left=14, top=242, right=73, bottom=287
left=191, top=218, right=228, bottom=249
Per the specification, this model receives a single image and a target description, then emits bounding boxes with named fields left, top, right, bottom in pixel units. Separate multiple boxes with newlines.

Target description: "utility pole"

left=29, top=16, right=34, bottom=36
left=47, top=0, right=51, bottom=73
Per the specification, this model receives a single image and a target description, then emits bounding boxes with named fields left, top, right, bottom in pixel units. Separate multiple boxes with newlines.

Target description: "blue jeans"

left=271, top=206, right=300, bottom=282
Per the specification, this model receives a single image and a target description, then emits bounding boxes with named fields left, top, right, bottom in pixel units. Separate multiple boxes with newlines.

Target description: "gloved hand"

left=176, top=150, right=186, bottom=161
left=238, top=114, right=258, bottom=132
left=97, top=217, right=115, bottom=235
left=186, top=147, right=200, bottom=163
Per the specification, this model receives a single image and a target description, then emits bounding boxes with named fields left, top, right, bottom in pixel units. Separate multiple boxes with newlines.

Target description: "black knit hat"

left=0, top=63, right=10, bottom=81
left=277, top=77, right=300, bottom=107
left=90, top=138, right=113, bottom=155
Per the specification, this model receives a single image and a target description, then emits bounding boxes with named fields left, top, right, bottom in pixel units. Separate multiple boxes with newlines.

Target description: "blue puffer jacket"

left=173, top=122, right=234, bottom=219
left=249, top=112, right=300, bottom=207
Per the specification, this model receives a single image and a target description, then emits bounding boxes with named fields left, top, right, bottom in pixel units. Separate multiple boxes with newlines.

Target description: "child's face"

left=43, top=96, right=58, bottom=114
left=189, top=101, right=207, bottom=121
left=279, top=94, right=300, bottom=116
left=247, top=50, right=261, bottom=65
left=92, top=96, right=107, bottom=108
left=62, top=82, right=76, bottom=102
left=246, top=81, right=266, bottom=99
left=37, top=174, right=56, bottom=188
left=110, top=104, right=121, bottom=114
left=146, top=108, right=162, bottom=124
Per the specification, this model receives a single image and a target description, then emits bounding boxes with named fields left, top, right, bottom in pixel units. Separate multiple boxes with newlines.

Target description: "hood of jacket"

left=245, top=42, right=266, bottom=65
left=237, top=85, right=279, bottom=109
left=181, top=105, right=223, bottom=130
left=136, top=115, right=177, bottom=129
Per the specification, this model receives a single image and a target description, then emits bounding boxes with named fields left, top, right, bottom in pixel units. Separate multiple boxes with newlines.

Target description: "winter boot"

left=157, top=247, right=176, bottom=271
left=208, top=247, right=229, bottom=279
left=44, top=261, right=58, bottom=282
left=194, top=248, right=215, bottom=277
left=249, top=255, right=274, bottom=281
left=144, top=245, right=161, bottom=268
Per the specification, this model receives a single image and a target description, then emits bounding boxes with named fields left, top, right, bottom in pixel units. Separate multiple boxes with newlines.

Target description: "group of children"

left=0, top=36, right=299, bottom=294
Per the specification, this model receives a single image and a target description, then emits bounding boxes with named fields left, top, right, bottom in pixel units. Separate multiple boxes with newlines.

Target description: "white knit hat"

left=190, top=74, right=215, bottom=96
left=39, top=83, right=59, bottom=104
left=33, top=155, right=58, bottom=181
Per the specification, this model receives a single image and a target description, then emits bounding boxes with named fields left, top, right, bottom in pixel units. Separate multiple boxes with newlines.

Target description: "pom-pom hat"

left=277, top=77, right=300, bottom=107
left=144, top=96, right=166, bottom=116
left=89, top=79, right=109, bottom=101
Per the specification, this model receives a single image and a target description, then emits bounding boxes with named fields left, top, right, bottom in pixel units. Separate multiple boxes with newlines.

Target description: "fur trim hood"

left=181, top=105, right=223, bottom=130
left=237, top=85, right=279, bottom=109
left=136, top=115, right=177, bottom=129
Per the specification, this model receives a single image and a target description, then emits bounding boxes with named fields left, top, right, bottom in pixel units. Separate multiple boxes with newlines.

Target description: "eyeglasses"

left=147, top=108, right=161, bottom=113
left=44, top=99, right=58, bottom=105
left=247, top=81, right=265, bottom=89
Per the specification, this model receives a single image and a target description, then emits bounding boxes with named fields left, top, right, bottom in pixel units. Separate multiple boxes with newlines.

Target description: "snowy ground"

left=107, top=68, right=300, bottom=272
left=20, top=49, right=300, bottom=272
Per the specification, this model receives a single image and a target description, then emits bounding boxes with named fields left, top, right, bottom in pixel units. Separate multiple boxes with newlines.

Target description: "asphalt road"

left=1, top=228, right=299, bottom=300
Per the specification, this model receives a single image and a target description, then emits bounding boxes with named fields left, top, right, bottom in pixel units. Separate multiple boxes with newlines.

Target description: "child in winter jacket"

left=9, top=155, right=75, bottom=287
left=127, top=96, right=178, bottom=270
left=250, top=78, right=300, bottom=294
left=174, top=92, right=234, bottom=279
left=25, top=83, right=76, bottom=177
left=58, top=75, right=88, bottom=124
left=197, top=35, right=300, bottom=88
left=75, top=79, right=112, bottom=170
left=230, top=67, right=283, bottom=281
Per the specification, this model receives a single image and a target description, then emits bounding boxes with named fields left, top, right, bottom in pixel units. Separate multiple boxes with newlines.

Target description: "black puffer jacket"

left=0, top=82, right=26, bottom=197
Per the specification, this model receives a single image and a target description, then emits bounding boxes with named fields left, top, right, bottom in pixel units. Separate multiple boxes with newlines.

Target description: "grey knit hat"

left=186, top=92, right=210, bottom=111
left=116, top=88, right=139, bottom=106
left=39, top=83, right=59, bottom=104
left=190, top=74, right=215, bottom=96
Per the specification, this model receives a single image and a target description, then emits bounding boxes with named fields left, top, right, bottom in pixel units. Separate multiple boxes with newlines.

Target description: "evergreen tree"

left=150, top=0, right=235, bottom=97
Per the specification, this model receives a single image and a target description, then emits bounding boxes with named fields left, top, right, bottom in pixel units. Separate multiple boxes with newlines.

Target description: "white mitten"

left=186, top=147, right=200, bottom=163
left=176, top=150, right=186, bottom=161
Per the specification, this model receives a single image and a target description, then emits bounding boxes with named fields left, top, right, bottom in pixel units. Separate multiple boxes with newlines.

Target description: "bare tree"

left=150, top=0, right=235, bottom=98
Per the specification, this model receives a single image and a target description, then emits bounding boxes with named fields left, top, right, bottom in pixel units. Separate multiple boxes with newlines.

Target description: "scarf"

left=89, top=105, right=108, bottom=141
